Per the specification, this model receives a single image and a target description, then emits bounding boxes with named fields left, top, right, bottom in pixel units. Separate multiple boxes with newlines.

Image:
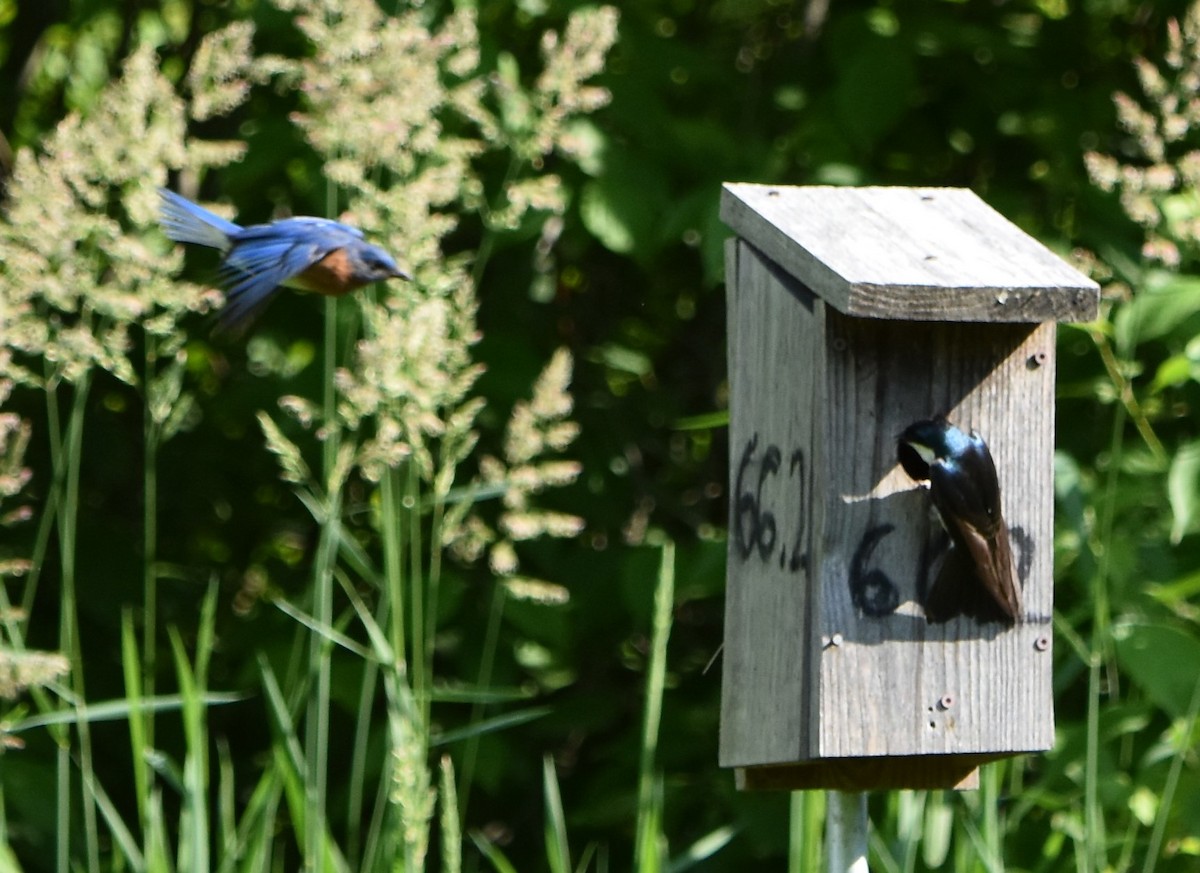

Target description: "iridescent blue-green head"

left=897, top=416, right=971, bottom=481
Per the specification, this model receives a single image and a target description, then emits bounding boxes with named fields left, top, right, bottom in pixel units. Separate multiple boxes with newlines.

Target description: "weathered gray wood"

left=718, top=237, right=1056, bottom=778
left=719, top=239, right=822, bottom=767
left=814, top=314, right=1056, bottom=758
left=720, top=184, right=1099, bottom=322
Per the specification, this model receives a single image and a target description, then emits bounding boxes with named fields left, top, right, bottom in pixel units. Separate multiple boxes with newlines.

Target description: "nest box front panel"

left=814, top=312, right=1056, bottom=758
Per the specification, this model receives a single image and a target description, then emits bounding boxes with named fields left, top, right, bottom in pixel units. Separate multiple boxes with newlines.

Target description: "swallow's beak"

left=392, top=265, right=412, bottom=281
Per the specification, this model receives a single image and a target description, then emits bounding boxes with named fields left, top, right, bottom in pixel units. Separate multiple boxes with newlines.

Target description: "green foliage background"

left=1, top=0, right=1199, bottom=870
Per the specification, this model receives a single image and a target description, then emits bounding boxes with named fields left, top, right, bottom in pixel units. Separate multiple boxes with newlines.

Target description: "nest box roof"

left=721, top=183, right=1099, bottom=322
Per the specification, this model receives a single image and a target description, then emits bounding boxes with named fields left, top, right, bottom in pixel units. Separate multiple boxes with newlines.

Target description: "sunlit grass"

left=4, top=1, right=1200, bottom=871
left=0, top=1, right=612, bottom=869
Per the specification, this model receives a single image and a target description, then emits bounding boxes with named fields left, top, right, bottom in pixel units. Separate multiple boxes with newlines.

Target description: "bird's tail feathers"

left=158, top=188, right=240, bottom=252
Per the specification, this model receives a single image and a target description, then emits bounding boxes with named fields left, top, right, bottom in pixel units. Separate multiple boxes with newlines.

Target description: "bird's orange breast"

left=289, top=248, right=365, bottom=297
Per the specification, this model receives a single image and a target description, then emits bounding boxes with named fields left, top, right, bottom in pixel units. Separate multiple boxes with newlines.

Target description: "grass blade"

left=1141, top=673, right=1200, bottom=873
left=431, top=706, right=551, bottom=746
left=543, top=756, right=570, bottom=873
left=440, top=756, right=461, bottom=873
left=667, top=825, right=737, bottom=873
left=469, top=831, right=519, bottom=873
left=635, top=541, right=674, bottom=870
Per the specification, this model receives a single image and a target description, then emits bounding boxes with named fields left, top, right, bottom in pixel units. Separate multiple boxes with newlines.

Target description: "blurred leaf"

left=581, top=179, right=635, bottom=253
left=9, top=692, right=245, bottom=732
left=1113, top=622, right=1200, bottom=718
left=429, top=684, right=536, bottom=703
left=1160, top=190, right=1200, bottom=240
left=1147, top=567, right=1200, bottom=606
left=496, top=51, right=532, bottom=137
left=673, top=410, right=728, bottom=431
left=579, top=150, right=670, bottom=260
left=1167, top=439, right=1200, bottom=543
left=1128, top=786, right=1158, bottom=827
left=563, top=118, right=607, bottom=176
left=0, top=843, right=23, bottom=873
left=596, top=343, right=652, bottom=377
left=922, top=792, right=953, bottom=868
left=814, top=163, right=866, bottom=186
left=829, top=19, right=916, bottom=151
left=1113, top=272, right=1200, bottom=353
left=469, top=832, right=520, bottom=873
left=431, top=706, right=551, bottom=746
left=1150, top=353, right=1191, bottom=392
left=543, top=756, right=570, bottom=873
left=666, top=825, right=736, bottom=872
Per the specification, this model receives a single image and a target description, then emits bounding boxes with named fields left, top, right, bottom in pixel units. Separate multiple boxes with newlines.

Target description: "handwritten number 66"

left=734, top=434, right=807, bottom=572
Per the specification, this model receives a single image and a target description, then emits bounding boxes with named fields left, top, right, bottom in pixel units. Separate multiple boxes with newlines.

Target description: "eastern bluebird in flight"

left=158, top=188, right=410, bottom=334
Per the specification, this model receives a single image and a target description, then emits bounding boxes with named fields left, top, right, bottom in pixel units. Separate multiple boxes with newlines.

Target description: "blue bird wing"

left=158, top=189, right=242, bottom=251
left=215, top=221, right=360, bottom=334
left=215, top=246, right=317, bottom=335
left=276, top=216, right=365, bottom=239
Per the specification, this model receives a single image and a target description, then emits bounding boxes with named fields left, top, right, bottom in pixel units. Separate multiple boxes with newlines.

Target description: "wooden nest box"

left=719, top=184, right=1099, bottom=791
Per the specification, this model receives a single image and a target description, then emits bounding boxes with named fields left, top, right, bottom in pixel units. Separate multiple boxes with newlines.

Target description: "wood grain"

left=814, top=314, right=1056, bottom=758
left=719, top=239, right=822, bottom=767
left=720, top=184, right=1099, bottom=322
left=719, top=234, right=1057, bottom=777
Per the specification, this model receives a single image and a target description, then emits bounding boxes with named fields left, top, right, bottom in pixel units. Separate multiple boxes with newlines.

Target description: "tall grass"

left=0, top=1, right=615, bottom=869
left=3, top=2, right=1200, bottom=871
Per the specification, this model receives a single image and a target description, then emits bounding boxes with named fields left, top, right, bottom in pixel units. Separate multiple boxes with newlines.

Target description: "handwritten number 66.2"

left=733, top=434, right=807, bottom=573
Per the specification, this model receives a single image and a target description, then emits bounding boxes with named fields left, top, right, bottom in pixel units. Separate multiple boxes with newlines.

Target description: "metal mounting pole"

left=826, top=791, right=868, bottom=873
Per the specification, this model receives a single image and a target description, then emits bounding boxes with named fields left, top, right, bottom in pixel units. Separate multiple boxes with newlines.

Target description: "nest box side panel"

left=719, top=240, right=823, bottom=767
left=813, top=315, right=1056, bottom=759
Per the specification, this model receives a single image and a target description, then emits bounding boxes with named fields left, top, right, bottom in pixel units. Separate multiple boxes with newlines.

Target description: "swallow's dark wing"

left=923, top=537, right=972, bottom=623
left=928, top=454, right=1022, bottom=623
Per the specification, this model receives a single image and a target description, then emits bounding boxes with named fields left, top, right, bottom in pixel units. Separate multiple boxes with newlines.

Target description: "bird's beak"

left=392, top=265, right=412, bottom=281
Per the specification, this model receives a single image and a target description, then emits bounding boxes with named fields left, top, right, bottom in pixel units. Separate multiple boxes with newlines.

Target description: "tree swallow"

left=897, top=416, right=1022, bottom=625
